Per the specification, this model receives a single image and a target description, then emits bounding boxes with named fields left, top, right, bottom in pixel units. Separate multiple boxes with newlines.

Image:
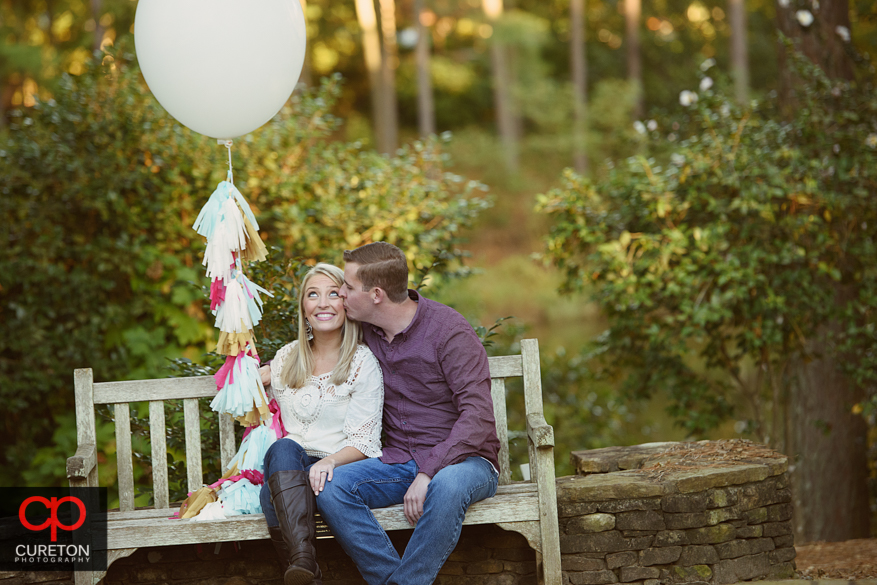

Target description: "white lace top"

left=268, top=342, right=383, bottom=459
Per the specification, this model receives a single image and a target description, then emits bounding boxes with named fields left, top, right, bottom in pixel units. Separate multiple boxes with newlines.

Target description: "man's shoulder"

left=416, top=294, right=471, bottom=330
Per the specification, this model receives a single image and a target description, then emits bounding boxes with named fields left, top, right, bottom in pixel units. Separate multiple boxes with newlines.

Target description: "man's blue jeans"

left=260, top=438, right=321, bottom=528
left=315, top=456, right=499, bottom=585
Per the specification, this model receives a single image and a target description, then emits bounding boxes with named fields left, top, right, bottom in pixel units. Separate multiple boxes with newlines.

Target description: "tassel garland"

left=183, top=143, right=280, bottom=523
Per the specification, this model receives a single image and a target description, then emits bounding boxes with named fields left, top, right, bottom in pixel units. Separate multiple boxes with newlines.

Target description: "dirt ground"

left=795, top=538, right=877, bottom=579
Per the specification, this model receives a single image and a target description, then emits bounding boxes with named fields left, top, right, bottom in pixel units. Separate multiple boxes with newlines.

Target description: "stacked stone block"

left=559, top=441, right=796, bottom=585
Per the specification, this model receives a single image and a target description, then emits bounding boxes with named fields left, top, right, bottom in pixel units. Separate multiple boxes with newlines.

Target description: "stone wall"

left=560, top=440, right=797, bottom=585
left=3, top=440, right=795, bottom=585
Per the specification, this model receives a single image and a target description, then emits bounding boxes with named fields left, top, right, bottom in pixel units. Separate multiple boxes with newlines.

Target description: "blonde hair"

left=279, top=263, right=362, bottom=388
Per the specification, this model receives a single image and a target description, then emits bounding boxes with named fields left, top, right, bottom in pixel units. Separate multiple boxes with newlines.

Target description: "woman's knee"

left=263, top=439, right=306, bottom=473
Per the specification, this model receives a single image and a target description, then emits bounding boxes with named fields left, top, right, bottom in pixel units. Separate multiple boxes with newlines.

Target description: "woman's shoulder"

left=274, top=340, right=299, bottom=360
left=353, top=343, right=378, bottom=364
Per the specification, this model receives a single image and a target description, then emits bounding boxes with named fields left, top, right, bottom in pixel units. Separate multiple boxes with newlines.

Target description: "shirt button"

left=402, top=421, right=407, bottom=425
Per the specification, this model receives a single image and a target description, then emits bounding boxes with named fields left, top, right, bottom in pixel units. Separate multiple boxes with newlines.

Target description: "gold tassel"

left=215, top=329, right=257, bottom=356
left=235, top=390, right=271, bottom=426
left=239, top=211, right=268, bottom=262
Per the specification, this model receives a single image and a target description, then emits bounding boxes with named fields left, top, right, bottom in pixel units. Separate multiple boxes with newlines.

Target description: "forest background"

left=1, top=0, right=876, bottom=546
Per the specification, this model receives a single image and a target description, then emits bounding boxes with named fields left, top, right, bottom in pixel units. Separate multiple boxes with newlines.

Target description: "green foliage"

left=537, top=53, right=877, bottom=439
left=0, top=48, right=491, bottom=489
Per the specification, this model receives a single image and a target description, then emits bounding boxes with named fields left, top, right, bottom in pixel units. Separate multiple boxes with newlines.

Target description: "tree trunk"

left=728, top=0, right=748, bottom=104
left=377, top=0, right=399, bottom=154
left=789, top=331, right=870, bottom=542
left=570, top=0, right=588, bottom=174
left=355, top=0, right=385, bottom=151
left=91, top=0, right=104, bottom=52
left=298, top=0, right=312, bottom=87
left=624, top=0, right=642, bottom=118
left=483, top=0, right=519, bottom=173
left=414, top=0, right=435, bottom=137
left=776, top=0, right=854, bottom=104
left=773, top=1, right=867, bottom=542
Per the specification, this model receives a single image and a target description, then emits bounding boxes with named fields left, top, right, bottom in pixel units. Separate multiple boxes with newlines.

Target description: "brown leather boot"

left=268, top=470, right=323, bottom=585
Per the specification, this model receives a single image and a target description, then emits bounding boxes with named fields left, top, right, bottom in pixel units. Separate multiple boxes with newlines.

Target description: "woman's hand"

left=308, top=457, right=337, bottom=495
left=259, top=364, right=272, bottom=387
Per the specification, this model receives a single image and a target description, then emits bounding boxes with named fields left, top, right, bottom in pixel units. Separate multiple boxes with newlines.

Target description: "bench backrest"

left=71, top=339, right=545, bottom=511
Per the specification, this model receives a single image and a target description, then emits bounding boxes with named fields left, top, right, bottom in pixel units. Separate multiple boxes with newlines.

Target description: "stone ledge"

left=567, top=440, right=788, bottom=501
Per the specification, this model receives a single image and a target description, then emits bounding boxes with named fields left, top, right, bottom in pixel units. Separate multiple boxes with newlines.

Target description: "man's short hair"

left=343, top=242, right=409, bottom=303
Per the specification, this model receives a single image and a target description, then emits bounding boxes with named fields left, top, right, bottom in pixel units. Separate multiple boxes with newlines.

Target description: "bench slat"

left=106, top=488, right=539, bottom=549
left=114, top=403, right=136, bottom=512
left=94, top=377, right=216, bottom=404
left=491, top=378, right=512, bottom=486
left=219, top=413, right=236, bottom=471
left=184, top=399, right=203, bottom=493
left=92, top=354, right=519, bottom=405
left=487, top=354, right=523, bottom=378
left=149, top=401, right=170, bottom=509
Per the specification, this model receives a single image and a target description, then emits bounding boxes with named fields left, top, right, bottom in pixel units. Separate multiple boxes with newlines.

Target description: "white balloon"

left=134, top=0, right=306, bottom=139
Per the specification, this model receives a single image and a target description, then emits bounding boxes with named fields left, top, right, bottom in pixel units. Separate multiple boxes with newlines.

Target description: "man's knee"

left=316, top=470, right=354, bottom=514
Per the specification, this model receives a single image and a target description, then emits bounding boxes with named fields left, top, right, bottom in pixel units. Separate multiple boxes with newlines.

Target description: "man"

left=316, top=241, right=501, bottom=585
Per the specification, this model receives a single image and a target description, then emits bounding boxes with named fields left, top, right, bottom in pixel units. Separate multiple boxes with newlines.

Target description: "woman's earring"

left=305, top=319, right=314, bottom=341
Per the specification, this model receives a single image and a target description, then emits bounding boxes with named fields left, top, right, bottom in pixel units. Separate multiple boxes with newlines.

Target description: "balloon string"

left=220, top=139, right=234, bottom=182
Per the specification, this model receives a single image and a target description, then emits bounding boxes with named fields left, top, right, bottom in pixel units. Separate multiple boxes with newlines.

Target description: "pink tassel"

left=214, top=355, right=238, bottom=390
left=210, top=278, right=227, bottom=311
left=208, top=469, right=265, bottom=490
left=269, top=399, right=286, bottom=439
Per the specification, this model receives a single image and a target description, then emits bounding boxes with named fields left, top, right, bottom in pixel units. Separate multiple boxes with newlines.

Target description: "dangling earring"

left=305, top=319, right=314, bottom=341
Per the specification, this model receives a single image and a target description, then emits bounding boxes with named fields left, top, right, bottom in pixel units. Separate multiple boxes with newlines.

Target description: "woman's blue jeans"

left=315, top=456, right=499, bottom=585
left=260, top=438, right=321, bottom=528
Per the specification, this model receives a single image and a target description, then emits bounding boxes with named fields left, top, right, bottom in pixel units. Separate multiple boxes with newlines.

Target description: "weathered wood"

left=183, top=398, right=203, bottom=493
left=219, top=412, right=236, bottom=471
left=73, top=369, right=99, bottom=487
left=114, top=403, right=135, bottom=512
left=94, top=376, right=216, bottom=404
left=66, top=444, right=97, bottom=480
left=527, top=412, right=555, bottom=448
left=491, top=378, right=512, bottom=485
left=521, top=339, right=562, bottom=585
left=149, top=401, right=169, bottom=509
left=487, top=354, right=523, bottom=378
left=106, top=488, right=540, bottom=549
left=521, top=339, right=544, bottom=417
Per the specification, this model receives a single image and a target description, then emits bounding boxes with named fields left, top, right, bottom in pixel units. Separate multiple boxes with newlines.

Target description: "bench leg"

left=76, top=547, right=137, bottom=585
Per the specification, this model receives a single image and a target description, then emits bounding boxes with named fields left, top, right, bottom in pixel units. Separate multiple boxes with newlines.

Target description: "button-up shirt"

left=363, top=290, right=500, bottom=478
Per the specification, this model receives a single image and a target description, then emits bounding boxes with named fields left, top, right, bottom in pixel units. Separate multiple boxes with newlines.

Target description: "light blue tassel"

left=241, top=272, right=272, bottom=328
left=210, top=354, right=268, bottom=419
left=242, top=424, right=276, bottom=473
left=226, top=171, right=259, bottom=231
left=226, top=424, right=275, bottom=474
left=217, top=478, right=262, bottom=515
left=192, top=180, right=232, bottom=240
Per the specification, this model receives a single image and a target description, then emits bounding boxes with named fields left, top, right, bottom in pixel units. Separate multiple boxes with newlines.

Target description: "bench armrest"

left=67, top=444, right=97, bottom=480
left=526, top=413, right=555, bottom=448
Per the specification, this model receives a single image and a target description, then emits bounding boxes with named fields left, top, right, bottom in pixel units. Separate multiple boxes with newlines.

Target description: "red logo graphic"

left=19, top=497, right=87, bottom=542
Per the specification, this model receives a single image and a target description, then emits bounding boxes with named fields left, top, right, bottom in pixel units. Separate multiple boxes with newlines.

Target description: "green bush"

left=537, top=53, right=877, bottom=438
left=0, top=47, right=491, bottom=495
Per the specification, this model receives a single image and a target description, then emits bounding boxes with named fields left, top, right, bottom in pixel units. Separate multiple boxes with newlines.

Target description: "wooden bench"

left=67, top=338, right=561, bottom=585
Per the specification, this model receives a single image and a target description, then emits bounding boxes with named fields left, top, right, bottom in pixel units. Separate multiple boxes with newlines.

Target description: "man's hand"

left=403, top=472, right=431, bottom=526
left=259, top=364, right=271, bottom=387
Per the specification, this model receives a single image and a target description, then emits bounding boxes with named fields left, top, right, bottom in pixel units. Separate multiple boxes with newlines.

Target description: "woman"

left=259, top=263, right=383, bottom=585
